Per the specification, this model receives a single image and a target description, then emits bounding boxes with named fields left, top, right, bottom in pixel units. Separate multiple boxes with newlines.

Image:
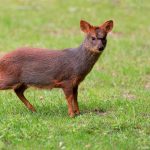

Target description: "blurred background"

left=0, top=0, right=149, bottom=50
left=0, top=0, right=149, bottom=149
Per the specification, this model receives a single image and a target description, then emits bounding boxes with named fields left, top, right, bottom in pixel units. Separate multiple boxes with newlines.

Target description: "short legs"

left=14, top=84, right=36, bottom=112
left=63, top=85, right=80, bottom=117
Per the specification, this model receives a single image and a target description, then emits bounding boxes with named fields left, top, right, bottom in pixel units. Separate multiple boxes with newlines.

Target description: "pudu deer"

left=0, top=20, right=113, bottom=117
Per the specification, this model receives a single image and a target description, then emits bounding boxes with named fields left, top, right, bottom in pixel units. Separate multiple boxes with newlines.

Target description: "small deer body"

left=0, top=46, right=100, bottom=89
left=0, top=20, right=113, bottom=117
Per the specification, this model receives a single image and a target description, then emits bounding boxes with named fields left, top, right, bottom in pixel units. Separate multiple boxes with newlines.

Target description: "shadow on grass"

left=83, top=108, right=108, bottom=116
left=13, top=103, right=109, bottom=118
left=13, top=104, right=68, bottom=118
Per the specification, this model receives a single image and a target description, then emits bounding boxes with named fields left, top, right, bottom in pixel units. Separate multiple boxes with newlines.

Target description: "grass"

left=0, top=0, right=150, bottom=149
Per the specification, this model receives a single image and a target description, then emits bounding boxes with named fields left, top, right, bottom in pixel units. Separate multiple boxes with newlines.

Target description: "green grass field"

left=0, top=0, right=150, bottom=149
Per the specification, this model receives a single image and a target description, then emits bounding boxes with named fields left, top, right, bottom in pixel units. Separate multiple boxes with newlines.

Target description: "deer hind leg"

left=14, top=84, right=36, bottom=112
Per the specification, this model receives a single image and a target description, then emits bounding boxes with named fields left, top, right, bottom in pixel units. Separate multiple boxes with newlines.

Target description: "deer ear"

left=100, top=20, right=113, bottom=33
left=80, top=20, right=92, bottom=33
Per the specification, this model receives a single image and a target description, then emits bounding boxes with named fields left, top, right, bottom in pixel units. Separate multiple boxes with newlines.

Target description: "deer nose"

left=98, top=47, right=104, bottom=51
left=98, top=41, right=104, bottom=51
left=98, top=44, right=104, bottom=51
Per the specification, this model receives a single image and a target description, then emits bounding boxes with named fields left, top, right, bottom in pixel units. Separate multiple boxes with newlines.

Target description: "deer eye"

left=92, top=37, right=96, bottom=41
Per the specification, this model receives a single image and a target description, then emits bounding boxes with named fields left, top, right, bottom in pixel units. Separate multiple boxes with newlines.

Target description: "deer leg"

left=14, top=84, right=36, bottom=112
left=73, top=86, right=80, bottom=115
left=63, top=86, right=75, bottom=118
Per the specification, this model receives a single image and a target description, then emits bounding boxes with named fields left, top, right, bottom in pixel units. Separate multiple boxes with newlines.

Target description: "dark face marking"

left=95, top=28, right=107, bottom=51
left=83, top=27, right=107, bottom=53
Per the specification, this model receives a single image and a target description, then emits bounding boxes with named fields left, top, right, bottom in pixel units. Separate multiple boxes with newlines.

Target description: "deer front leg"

left=63, top=87, right=75, bottom=118
left=73, top=86, right=80, bottom=115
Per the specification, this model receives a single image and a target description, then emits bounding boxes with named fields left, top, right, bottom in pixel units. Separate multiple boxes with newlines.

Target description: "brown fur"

left=0, top=20, right=113, bottom=117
